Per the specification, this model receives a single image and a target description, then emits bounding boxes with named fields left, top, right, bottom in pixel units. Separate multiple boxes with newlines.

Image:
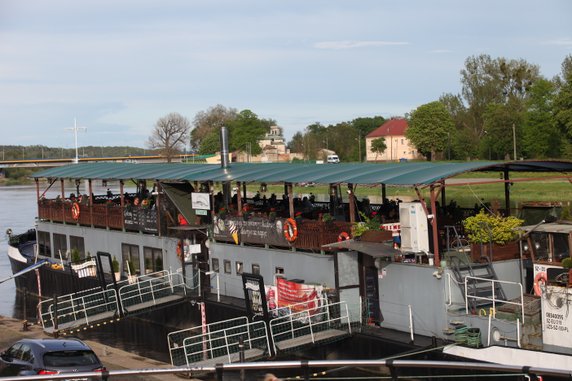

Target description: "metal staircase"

left=450, top=256, right=506, bottom=312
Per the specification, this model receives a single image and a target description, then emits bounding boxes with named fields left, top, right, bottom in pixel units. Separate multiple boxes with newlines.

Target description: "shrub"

left=463, top=210, right=523, bottom=245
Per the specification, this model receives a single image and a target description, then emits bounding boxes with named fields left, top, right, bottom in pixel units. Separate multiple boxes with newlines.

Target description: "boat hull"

left=8, top=242, right=102, bottom=298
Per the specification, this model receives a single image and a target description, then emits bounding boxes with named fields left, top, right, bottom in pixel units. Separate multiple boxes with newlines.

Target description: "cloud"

left=544, top=38, right=572, bottom=47
left=314, top=40, right=409, bottom=50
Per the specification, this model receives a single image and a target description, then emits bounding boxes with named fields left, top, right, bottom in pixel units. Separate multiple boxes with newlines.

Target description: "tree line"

left=150, top=53, right=572, bottom=162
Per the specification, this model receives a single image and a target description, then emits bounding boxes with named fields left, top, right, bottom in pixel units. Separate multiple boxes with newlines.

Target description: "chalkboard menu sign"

left=242, top=273, right=269, bottom=322
left=124, top=208, right=158, bottom=234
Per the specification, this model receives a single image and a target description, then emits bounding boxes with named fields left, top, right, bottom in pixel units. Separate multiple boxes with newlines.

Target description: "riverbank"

left=0, top=315, right=201, bottom=381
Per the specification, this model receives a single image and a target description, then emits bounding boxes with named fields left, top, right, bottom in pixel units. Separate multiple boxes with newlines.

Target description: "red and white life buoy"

left=338, top=232, right=350, bottom=242
left=71, top=202, right=80, bottom=220
left=533, top=271, right=547, bottom=296
left=176, top=241, right=183, bottom=260
left=283, top=218, right=298, bottom=242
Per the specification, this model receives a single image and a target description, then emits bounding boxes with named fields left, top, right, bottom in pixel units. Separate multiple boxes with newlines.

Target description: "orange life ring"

left=533, top=271, right=547, bottom=296
left=176, top=241, right=183, bottom=259
left=283, top=218, right=298, bottom=242
left=71, top=202, right=80, bottom=220
left=338, top=232, right=350, bottom=242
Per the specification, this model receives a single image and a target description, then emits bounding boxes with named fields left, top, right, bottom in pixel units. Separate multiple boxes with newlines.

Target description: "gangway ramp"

left=269, top=300, right=352, bottom=353
left=39, top=270, right=187, bottom=334
left=168, top=316, right=270, bottom=368
left=167, top=301, right=352, bottom=368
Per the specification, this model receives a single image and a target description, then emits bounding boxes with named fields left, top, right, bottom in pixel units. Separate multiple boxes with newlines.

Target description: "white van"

left=327, top=154, right=340, bottom=163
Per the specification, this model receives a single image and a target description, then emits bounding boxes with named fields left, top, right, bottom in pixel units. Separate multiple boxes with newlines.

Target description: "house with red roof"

left=365, top=118, right=420, bottom=162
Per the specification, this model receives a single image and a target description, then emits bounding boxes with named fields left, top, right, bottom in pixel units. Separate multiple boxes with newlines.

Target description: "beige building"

left=235, top=125, right=290, bottom=163
left=365, top=118, right=419, bottom=162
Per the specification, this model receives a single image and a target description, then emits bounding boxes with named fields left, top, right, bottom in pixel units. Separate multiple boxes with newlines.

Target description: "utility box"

left=399, top=202, right=429, bottom=252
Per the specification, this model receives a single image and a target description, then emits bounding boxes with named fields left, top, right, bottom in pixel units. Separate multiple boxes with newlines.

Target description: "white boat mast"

left=65, top=118, right=87, bottom=164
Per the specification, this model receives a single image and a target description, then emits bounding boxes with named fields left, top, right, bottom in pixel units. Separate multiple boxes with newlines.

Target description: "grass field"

left=244, top=172, right=572, bottom=209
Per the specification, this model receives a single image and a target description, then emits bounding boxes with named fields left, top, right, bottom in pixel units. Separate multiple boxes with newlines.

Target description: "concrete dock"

left=0, top=315, right=202, bottom=381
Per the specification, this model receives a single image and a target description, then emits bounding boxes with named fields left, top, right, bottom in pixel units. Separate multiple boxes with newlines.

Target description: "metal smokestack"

left=220, top=126, right=229, bottom=169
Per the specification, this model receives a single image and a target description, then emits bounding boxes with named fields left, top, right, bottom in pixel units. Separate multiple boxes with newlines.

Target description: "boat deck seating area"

left=168, top=301, right=352, bottom=368
left=38, top=270, right=187, bottom=334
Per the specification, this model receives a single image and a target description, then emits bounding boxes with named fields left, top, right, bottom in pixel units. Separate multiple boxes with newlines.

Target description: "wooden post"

left=237, top=181, right=243, bottom=217
left=35, top=179, right=40, bottom=219
left=120, top=180, right=125, bottom=230
left=381, top=183, right=386, bottom=202
left=156, top=181, right=162, bottom=237
left=287, top=183, right=294, bottom=218
left=504, top=169, right=511, bottom=216
left=430, top=185, right=441, bottom=267
left=60, top=179, right=65, bottom=222
left=348, top=183, right=356, bottom=224
left=88, top=179, right=93, bottom=227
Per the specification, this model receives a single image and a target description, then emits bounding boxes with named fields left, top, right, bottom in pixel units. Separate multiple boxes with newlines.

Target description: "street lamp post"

left=512, top=123, right=517, bottom=160
left=357, top=132, right=361, bottom=162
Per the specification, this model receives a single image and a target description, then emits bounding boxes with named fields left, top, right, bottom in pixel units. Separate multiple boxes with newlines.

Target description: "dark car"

left=0, top=338, right=106, bottom=379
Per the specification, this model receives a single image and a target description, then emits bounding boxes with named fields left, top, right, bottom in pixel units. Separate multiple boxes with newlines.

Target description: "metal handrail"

left=39, top=289, right=119, bottom=329
left=464, top=275, right=524, bottom=323
left=269, top=300, right=351, bottom=353
left=181, top=320, right=269, bottom=366
left=118, top=271, right=186, bottom=309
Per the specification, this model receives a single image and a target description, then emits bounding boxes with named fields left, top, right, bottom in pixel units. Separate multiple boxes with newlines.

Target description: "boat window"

left=212, top=258, right=219, bottom=273
left=121, top=243, right=140, bottom=276
left=530, top=232, right=549, bottom=261
left=143, top=247, right=163, bottom=274
left=236, top=261, right=243, bottom=275
left=275, top=267, right=284, bottom=275
left=53, top=233, right=68, bottom=260
left=553, top=233, right=569, bottom=263
left=252, top=264, right=260, bottom=275
left=224, top=260, right=231, bottom=274
left=37, top=231, right=51, bottom=257
left=70, top=236, right=85, bottom=259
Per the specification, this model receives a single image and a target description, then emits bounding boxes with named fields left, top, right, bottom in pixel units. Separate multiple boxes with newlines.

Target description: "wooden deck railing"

left=39, top=200, right=355, bottom=251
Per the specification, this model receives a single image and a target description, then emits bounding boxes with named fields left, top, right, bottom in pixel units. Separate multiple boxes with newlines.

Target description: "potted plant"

left=463, top=210, right=523, bottom=261
left=70, top=248, right=81, bottom=263
left=268, top=209, right=277, bottom=222
left=112, top=256, right=120, bottom=281
left=353, top=211, right=391, bottom=242
left=321, top=213, right=334, bottom=224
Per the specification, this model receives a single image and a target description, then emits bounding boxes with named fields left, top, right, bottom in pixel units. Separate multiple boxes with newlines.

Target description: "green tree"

left=406, top=101, right=454, bottom=161
left=522, top=78, right=560, bottom=158
left=191, top=105, right=238, bottom=151
left=227, top=109, right=274, bottom=156
left=554, top=55, right=572, bottom=157
left=460, top=54, right=540, bottom=155
left=147, top=112, right=190, bottom=162
left=482, top=103, right=523, bottom=160
left=370, top=138, right=387, bottom=161
left=439, top=93, right=475, bottom=159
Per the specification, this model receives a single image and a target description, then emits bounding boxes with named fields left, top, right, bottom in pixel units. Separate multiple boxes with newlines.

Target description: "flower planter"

left=470, top=241, right=519, bottom=262
left=359, top=230, right=393, bottom=243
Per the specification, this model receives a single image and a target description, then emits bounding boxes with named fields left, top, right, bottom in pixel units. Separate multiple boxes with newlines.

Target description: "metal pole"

left=512, top=123, right=516, bottom=160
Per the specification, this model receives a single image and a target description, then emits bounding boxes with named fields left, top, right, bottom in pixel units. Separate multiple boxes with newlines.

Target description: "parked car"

left=326, top=154, right=340, bottom=163
left=0, top=338, right=106, bottom=379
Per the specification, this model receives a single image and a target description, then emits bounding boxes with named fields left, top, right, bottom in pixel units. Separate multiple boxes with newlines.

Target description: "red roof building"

left=365, top=118, right=419, bottom=162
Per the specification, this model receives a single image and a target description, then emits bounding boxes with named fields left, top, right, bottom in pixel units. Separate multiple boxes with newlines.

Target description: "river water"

left=0, top=185, right=38, bottom=317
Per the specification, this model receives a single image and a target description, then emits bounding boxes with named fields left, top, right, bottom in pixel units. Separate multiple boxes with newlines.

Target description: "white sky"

left=1, top=0, right=571, bottom=148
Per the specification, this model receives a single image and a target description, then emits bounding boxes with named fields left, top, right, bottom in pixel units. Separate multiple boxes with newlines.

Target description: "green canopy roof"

left=31, top=160, right=572, bottom=187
